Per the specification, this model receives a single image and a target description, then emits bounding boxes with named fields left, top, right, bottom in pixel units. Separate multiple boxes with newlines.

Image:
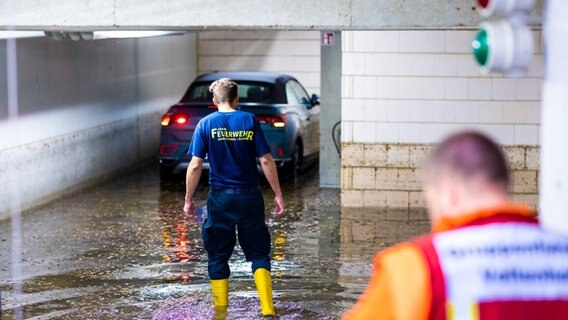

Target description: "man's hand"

left=183, top=199, right=196, bottom=216
left=184, top=156, right=203, bottom=218
left=273, top=194, right=285, bottom=216
left=259, top=153, right=285, bottom=216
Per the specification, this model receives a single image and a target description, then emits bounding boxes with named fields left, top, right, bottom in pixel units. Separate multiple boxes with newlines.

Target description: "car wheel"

left=283, top=142, right=303, bottom=179
left=160, top=165, right=174, bottom=180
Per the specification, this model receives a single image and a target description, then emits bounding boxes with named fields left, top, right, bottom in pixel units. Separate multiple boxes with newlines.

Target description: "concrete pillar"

left=540, top=1, right=568, bottom=233
left=319, top=31, right=342, bottom=188
left=6, top=36, right=24, bottom=319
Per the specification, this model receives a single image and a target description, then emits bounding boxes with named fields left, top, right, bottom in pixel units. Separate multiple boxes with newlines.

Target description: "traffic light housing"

left=472, top=0, right=535, bottom=75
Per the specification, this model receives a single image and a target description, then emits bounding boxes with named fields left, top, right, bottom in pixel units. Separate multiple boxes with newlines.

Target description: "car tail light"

left=160, top=144, right=179, bottom=156
left=161, top=113, right=190, bottom=127
left=174, top=114, right=189, bottom=125
left=257, top=115, right=287, bottom=128
left=161, top=114, right=172, bottom=126
left=271, top=146, right=284, bottom=157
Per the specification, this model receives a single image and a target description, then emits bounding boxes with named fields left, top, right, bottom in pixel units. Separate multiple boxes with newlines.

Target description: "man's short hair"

left=209, top=78, right=238, bottom=104
left=425, top=131, right=510, bottom=186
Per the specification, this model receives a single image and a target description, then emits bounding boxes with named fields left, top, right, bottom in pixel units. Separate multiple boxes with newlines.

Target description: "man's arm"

left=259, top=153, right=285, bottom=215
left=183, top=156, right=204, bottom=214
left=343, top=244, right=430, bottom=320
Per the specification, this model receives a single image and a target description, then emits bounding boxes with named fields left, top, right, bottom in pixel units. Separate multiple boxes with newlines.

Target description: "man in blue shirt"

left=183, top=78, right=285, bottom=316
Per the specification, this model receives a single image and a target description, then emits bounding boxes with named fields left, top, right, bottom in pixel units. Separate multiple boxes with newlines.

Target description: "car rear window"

left=182, top=81, right=275, bottom=103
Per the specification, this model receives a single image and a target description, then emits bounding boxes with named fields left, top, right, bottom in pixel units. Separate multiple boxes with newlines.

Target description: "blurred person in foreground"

left=183, top=78, right=285, bottom=316
left=343, top=131, right=568, bottom=320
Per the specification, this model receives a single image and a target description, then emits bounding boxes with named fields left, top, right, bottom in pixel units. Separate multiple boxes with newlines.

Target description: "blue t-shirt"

left=189, top=110, right=271, bottom=188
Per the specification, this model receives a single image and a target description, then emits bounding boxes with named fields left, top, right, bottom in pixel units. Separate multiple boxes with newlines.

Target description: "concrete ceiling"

left=0, top=0, right=543, bottom=31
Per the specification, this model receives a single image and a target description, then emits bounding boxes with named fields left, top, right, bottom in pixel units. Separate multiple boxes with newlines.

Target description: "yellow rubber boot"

left=210, top=279, right=229, bottom=308
left=253, top=268, right=275, bottom=316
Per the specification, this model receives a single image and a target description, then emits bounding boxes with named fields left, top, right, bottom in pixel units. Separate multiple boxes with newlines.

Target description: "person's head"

left=209, top=78, right=239, bottom=108
left=422, top=131, right=510, bottom=226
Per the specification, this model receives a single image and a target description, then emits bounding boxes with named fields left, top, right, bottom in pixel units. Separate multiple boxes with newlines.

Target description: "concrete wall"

left=340, top=30, right=543, bottom=209
left=198, top=31, right=321, bottom=94
left=0, top=34, right=197, bottom=218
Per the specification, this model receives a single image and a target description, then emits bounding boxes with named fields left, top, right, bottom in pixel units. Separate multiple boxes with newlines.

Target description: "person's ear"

left=212, top=97, right=219, bottom=106
left=444, top=177, right=462, bottom=209
left=233, top=96, right=239, bottom=105
left=437, top=177, right=455, bottom=212
left=423, top=185, right=438, bottom=219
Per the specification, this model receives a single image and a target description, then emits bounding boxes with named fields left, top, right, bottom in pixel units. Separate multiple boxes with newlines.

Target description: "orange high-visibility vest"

left=343, top=206, right=568, bottom=320
left=415, top=212, right=568, bottom=320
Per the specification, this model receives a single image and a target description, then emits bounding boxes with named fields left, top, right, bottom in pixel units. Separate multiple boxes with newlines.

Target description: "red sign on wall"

left=321, top=32, right=335, bottom=46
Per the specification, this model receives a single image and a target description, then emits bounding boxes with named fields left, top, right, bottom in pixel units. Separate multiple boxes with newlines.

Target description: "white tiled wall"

left=198, top=31, right=321, bottom=94
left=342, top=30, right=544, bottom=146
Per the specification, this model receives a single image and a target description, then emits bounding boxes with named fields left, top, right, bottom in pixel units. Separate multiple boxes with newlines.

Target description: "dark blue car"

left=159, top=72, right=320, bottom=179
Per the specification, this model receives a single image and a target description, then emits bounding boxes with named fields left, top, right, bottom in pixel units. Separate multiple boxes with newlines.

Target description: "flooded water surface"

left=0, top=165, right=430, bottom=319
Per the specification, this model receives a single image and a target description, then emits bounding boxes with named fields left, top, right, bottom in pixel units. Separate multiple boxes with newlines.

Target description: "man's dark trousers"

left=202, top=187, right=271, bottom=280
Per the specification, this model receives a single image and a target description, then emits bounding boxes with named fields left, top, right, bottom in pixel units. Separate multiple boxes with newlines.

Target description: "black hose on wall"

left=332, top=121, right=341, bottom=158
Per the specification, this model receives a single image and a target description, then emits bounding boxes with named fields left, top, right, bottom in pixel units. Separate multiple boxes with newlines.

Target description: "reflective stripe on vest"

left=417, top=218, right=568, bottom=320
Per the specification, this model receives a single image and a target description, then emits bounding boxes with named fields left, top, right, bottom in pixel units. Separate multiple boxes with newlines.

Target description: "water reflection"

left=340, top=207, right=430, bottom=255
left=337, top=207, right=430, bottom=303
left=156, top=179, right=208, bottom=286
left=0, top=164, right=430, bottom=319
left=273, top=232, right=286, bottom=262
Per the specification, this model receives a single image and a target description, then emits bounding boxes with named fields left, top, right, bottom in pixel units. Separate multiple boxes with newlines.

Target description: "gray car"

left=158, top=72, right=320, bottom=179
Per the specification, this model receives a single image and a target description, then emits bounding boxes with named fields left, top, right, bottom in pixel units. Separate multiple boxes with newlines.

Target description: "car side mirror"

left=310, top=94, right=320, bottom=106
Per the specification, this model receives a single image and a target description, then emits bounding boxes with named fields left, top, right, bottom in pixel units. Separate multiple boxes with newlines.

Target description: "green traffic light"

left=472, top=29, right=489, bottom=66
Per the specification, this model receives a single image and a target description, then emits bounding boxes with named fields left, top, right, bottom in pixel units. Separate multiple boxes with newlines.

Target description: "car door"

left=285, top=80, right=320, bottom=157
